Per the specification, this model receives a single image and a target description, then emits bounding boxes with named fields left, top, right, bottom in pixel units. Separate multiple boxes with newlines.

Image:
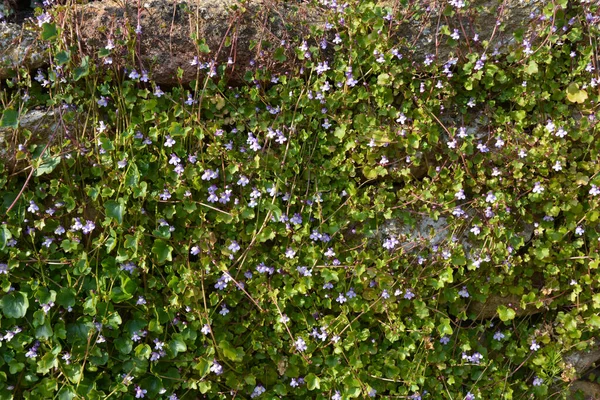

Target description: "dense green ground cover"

left=1, top=0, right=599, bottom=398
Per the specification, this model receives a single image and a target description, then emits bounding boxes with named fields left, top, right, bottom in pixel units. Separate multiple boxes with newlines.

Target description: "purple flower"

left=228, top=241, right=241, bottom=254
left=336, top=293, right=347, bottom=304
left=28, top=200, right=40, bottom=213
left=164, top=135, right=175, bottom=147
left=290, top=213, right=303, bottom=225
left=120, top=262, right=137, bottom=273
left=82, top=220, right=95, bottom=234
left=159, top=189, right=171, bottom=201
left=135, top=386, right=147, bottom=398
left=285, top=248, right=296, bottom=258
left=210, top=360, right=223, bottom=375
left=37, top=12, right=52, bottom=26
left=294, top=337, right=307, bottom=352
left=530, top=340, right=540, bottom=351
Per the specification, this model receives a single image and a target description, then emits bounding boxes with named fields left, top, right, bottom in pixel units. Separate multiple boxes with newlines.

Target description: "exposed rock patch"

left=569, top=380, right=600, bottom=400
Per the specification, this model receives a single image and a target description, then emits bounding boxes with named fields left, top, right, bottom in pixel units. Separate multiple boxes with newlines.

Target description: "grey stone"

left=67, top=0, right=320, bottom=85
left=0, top=21, right=47, bottom=80
left=0, top=108, right=78, bottom=173
left=564, top=345, right=600, bottom=376
left=569, top=380, right=600, bottom=400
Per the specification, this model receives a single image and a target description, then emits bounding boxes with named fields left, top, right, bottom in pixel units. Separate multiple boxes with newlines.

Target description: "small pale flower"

left=530, top=340, right=540, bottom=351
left=294, top=337, right=307, bottom=352
left=485, top=192, right=497, bottom=203
left=553, top=161, right=562, bottom=171
left=135, top=386, right=147, bottom=398
left=285, top=247, right=296, bottom=258
left=28, top=200, right=40, bottom=213
left=164, top=135, right=176, bottom=147
left=228, top=241, right=241, bottom=254
left=210, top=360, right=223, bottom=375
left=532, top=182, right=544, bottom=194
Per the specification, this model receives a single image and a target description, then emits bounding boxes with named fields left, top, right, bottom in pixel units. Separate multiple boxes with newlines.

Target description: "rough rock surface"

left=564, top=345, right=600, bottom=376
left=569, top=380, right=600, bottom=400
left=0, top=22, right=47, bottom=79
left=60, top=0, right=319, bottom=85
left=0, top=108, right=79, bottom=173
left=395, top=0, right=542, bottom=61
left=0, top=0, right=541, bottom=85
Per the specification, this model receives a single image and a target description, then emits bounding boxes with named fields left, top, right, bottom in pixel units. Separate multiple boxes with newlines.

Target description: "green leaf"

left=199, top=381, right=212, bottom=394
left=0, top=109, right=18, bottom=129
left=588, top=315, right=600, bottom=328
left=334, top=124, right=346, bottom=140
left=1, top=291, right=29, bottom=319
left=219, top=340, right=245, bottom=362
left=58, top=386, right=77, bottom=400
left=56, top=288, right=76, bottom=308
left=9, top=359, right=25, bottom=374
left=525, top=60, right=538, bottom=75
left=35, top=320, right=53, bottom=339
left=125, top=163, right=140, bottom=187
left=198, top=40, right=211, bottom=53
left=0, top=225, right=12, bottom=250
left=534, top=246, right=550, bottom=260
left=105, top=198, right=125, bottom=225
left=347, top=386, right=361, bottom=398
left=377, top=73, right=390, bottom=86
left=305, top=373, right=320, bottom=390
left=452, top=255, right=466, bottom=266
left=35, top=157, right=61, bottom=177
left=133, top=181, right=148, bottom=198
left=152, top=239, right=173, bottom=264
left=437, top=318, right=453, bottom=336
left=566, top=83, right=588, bottom=104
left=497, top=305, right=516, bottom=322
left=110, top=276, right=137, bottom=303
left=73, top=56, right=90, bottom=81
left=41, top=23, right=58, bottom=41
left=274, top=47, right=287, bottom=62
left=169, top=336, right=188, bottom=357
left=114, top=337, right=133, bottom=354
